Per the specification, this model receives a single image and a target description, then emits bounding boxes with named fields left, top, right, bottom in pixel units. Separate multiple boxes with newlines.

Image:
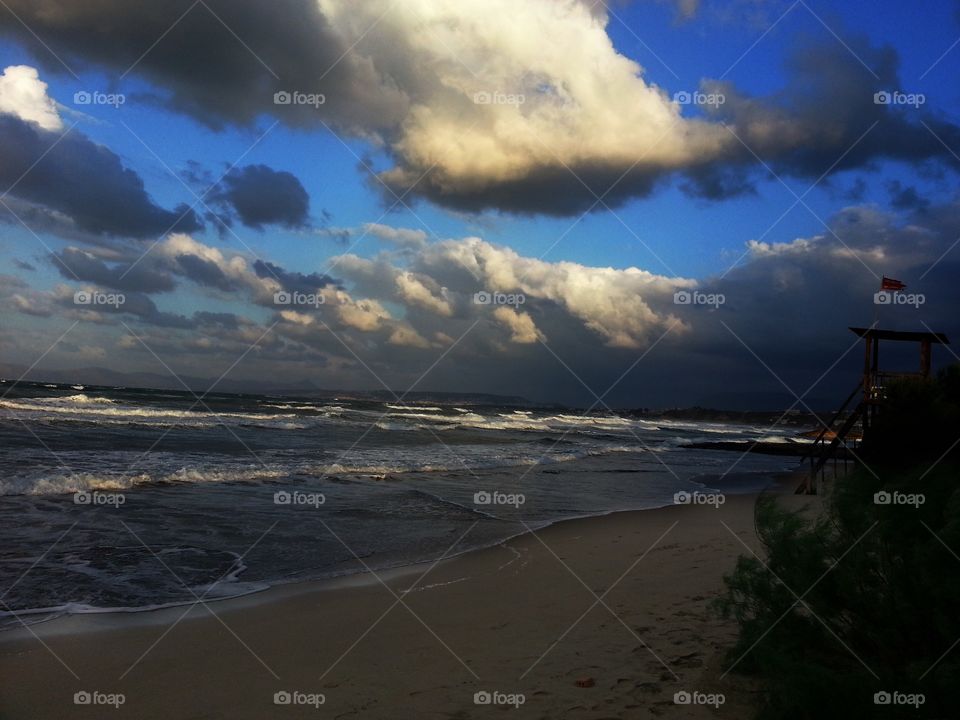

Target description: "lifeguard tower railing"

left=799, top=327, right=949, bottom=494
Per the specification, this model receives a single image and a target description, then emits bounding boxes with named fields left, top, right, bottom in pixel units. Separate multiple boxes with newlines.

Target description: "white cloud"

left=387, top=326, right=432, bottom=348
left=395, top=271, right=452, bottom=316
left=364, top=223, right=428, bottom=250
left=0, top=65, right=62, bottom=131
left=415, top=236, right=689, bottom=348
left=335, top=295, right=391, bottom=331
left=492, top=306, right=544, bottom=344
left=317, top=0, right=729, bottom=206
left=156, top=233, right=278, bottom=300
left=279, top=309, right=315, bottom=326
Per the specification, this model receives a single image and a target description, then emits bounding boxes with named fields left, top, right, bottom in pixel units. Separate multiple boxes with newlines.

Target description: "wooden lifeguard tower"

left=800, top=326, right=950, bottom=494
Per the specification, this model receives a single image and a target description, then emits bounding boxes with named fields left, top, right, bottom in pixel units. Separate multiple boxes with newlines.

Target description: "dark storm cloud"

left=688, top=37, right=960, bottom=198
left=0, top=115, right=202, bottom=238
left=51, top=288, right=194, bottom=328
left=700, top=39, right=960, bottom=195
left=886, top=181, right=930, bottom=212
left=0, top=0, right=406, bottom=132
left=174, top=254, right=236, bottom=292
left=193, top=312, right=242, bottom=331
left=678, top=166, right=757, bottom=201
left=13, top=259, right=35, bottom=271
left=6, top=2, right=956, bottom=217
left=211, top=165, right=310, bottom=230
left=378, top=161, right=666, bottom=218
left=50, top=248, right=175, bottom=293
left=253, top=260, right=339, bottom=294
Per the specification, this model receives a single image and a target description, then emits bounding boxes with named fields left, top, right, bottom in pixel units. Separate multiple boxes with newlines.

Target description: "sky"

left=0, top=0, right=959, bottom=408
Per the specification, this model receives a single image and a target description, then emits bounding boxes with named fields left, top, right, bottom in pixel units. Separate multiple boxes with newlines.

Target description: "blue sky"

left=1, top=0, right=959, bottom=406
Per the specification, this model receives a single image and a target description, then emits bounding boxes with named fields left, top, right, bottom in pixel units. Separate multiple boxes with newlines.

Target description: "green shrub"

left=717, top=368, right=960, bottom=719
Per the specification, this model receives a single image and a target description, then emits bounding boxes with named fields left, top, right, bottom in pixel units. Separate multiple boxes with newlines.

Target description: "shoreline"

left=0, top=468, right=799, bottom=641
left=0, top=470, right=812, bottom=719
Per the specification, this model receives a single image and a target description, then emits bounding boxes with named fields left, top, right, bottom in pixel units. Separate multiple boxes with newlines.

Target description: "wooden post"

left=920, top=339, right=932, bottom=377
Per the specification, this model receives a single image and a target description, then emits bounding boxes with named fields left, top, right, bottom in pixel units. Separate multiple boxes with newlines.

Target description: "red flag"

left=881, top=276, right=906, bottom=291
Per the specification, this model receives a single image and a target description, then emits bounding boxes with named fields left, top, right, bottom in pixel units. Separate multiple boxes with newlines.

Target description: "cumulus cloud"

left=331, top=0, right=727, bottom=214
left=0, top=69, right=203, bottom=239
left=50, top=247, right=175, bottom=293
left=209, top=164, right=311, bottom=230
left=6, top=3, right=956, bottom=215
left=492, top=306, right=545, bottom=344
left=0, top=0, right=407, bottom=132
left=387, top=325, right=432, bottom=348
left=690, top=38, right=960, bottom=198
left=0, top=65, right=61, bottom=130
left=334, top=295, right=391, bottom=331
left=413, top=236, right=688, bottom=348
left=7, top=197, right=960, bottom=407
left=395, top=271, right=453, bottom=316
left=364, top=223, right=428, bottom=250
left=252, top=260, right=339, bottom=295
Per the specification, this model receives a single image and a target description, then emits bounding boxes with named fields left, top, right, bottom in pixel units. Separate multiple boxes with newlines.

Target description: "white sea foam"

left=0, top=465, right=289, bottom=496
left=0, top=396, right=298, bottom=425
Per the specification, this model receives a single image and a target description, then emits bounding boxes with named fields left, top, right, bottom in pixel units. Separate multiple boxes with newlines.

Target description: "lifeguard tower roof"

left=849, top=327, right=949, bottom=344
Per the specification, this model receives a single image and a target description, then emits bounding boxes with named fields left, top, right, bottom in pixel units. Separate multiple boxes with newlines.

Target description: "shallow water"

left=0, top=380, right=801, bottom=626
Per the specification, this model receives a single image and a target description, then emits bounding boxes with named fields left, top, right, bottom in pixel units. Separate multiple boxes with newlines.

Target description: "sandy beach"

left=0, top=476, right=816, bottom=719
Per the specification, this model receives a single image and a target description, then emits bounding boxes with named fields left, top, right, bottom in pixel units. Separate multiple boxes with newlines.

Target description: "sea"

left=0, top=380, right=808, bottom=629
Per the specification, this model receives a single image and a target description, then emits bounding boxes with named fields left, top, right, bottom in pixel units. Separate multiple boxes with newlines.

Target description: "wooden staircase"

left=797, top=384, right=865, bottom=494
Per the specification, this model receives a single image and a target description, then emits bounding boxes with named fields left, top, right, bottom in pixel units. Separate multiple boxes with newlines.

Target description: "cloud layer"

left=6, top=196, right=959, bottom=407
left=3, top=1, right=958, bottom=215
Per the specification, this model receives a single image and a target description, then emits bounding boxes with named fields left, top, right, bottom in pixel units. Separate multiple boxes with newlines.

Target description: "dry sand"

left=0, top=479, right=818, bottom=719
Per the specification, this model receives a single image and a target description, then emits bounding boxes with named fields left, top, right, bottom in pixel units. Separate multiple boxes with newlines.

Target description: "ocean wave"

left=385, top=404, right=444, bottom=412
left=0, top=443, right=643, bottom=496
left=27, top=393, right=117, bottom=406
left=0, top=397, right=299, bottom=425
left=0, top=465, right=289, bottom=496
